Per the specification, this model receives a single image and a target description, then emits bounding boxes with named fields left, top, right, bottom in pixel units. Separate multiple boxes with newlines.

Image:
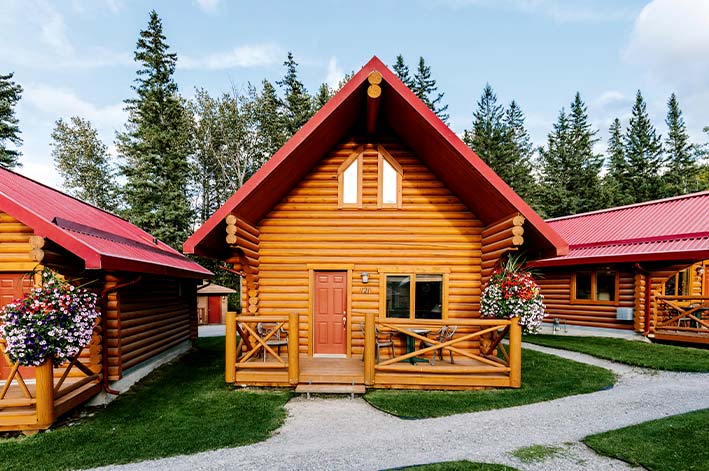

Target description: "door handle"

left=342, top=312, right=347, bottom=327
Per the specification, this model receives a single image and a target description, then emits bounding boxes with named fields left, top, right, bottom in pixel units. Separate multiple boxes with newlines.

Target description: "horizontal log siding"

left=0, top=212, right=36, bottom=272
left=107, top=277, right=194, bottom=379
left=257, top=138, right=483, bottom=357
left=537, top=270, right=635, bottom=330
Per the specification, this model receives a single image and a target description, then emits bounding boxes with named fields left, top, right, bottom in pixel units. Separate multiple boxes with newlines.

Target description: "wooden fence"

left=652, top=295, right=709, bottom=344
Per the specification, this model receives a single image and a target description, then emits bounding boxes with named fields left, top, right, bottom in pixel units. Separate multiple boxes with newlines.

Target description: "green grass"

left=364, top=349, right=615, bottom=418
left=392, top=461, right=518, bottom=470
left=0, top=337, right=292, bottom=471
left=585, top=408, right=709, bottom=471
left=524, top=334, right=709, bottom=372
left=510, top=444, right=564, bottom=463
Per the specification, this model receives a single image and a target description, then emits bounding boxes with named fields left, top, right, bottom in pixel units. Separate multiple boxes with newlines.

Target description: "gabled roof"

left=533, top=191, right=709, bottom=267
left=0, top=168, right=211, bottom=279
left=197, top=283, right=237, bottom=295
left=184, top=56, right=566, bottom=259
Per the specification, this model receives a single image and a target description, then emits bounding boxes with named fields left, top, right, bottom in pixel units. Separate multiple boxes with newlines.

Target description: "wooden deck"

left=652, top=296, right=709, bottom=346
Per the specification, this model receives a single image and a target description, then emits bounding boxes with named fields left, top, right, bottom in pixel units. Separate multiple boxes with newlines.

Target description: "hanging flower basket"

left=480, top=255, right=546, bottom=335
left=0, top=271, right=100, bottom=367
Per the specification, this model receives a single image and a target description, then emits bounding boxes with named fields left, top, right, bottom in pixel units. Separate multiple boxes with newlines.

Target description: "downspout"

left=100, top=276, right=142, bottom=395
left=633, top=263, right=652, bottom=336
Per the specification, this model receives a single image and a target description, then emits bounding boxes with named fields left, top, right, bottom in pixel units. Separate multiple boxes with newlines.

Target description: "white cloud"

left=325, top=57, right=344, bottom=90
left=180, top=44, right=281, bottom=70
left=195, top=0, right=219, bottom=13
left=17, top=160, right=64, bottom=191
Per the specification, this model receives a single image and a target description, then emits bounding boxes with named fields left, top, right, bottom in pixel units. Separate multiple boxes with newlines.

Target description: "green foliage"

left=277, top=52, right=313, bottom=137
left=394, top=461, right=519, bottom=471
left=393, top=54, right=414, bottom=89
left=585, top=409, right=709, bottom=471
left=0, top=72, right=23, bottom=168
left=510, top=445, right=564, bottom=463
left=312, top=82, right=333, bottom=111
left=662, top=93, right=700, bottom=196
left=602, top=118, right=633, bottom=207
left=412, top=57, right=449, bottom=123
left=364, top=348, right=614, bottom=418
left=525, top=335, right=709, bottom=372
left=51, top=116, right=118, bottom=211
left=116, top=10, right=193, bottom=250
left=253, top=79, right=287, bottom=158
left=0, top=337, right=292, bottom=471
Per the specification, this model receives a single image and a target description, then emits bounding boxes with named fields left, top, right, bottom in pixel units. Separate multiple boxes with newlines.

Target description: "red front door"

left=314, top=271, right=347, bottom=355
left=208, top=296, right=222, bottom=324
left=0, top=274, right=34, bottom=380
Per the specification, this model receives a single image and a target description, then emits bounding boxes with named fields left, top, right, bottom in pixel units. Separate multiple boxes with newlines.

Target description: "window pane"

left=677, top=269, right=690, bottom=296
left=575, top=272, right=592, bottom=300
left=386, top=275, right=410, bottom=318
left=415, top=274, right=442, bottom=319
left=665, top=275, right=677, bottom=296
left=382, top=159, right=397, bottom=204
left=343, top=159, right=358, bottom=204
left=596, top=271, right=616, bottom=301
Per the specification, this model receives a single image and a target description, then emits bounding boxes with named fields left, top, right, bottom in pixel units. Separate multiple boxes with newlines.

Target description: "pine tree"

left=603, top=118, right=633, bottom=207
left=500, top=100, right=536, bottom=201
left=277, top=52, right=313, bottom=137
left=51, top=116, right=118, bottom=211
left=662, top=93, right=699, bottom=196
left=0, top=72, right=23, bottom=168
left=392, top=54, right=414, bottom=89
left=115, top=10, right=193, bottom=249
left=253, top=79, right=286, bottom=158
left=624, top=90, right=664, bottom=203
left=412, top=57, right=449, bottom=123
left=464, top=84, right=505, bottom=171
left=312, top=83, right=333, bottom=112
left=568, top=92, right=604, bottom=212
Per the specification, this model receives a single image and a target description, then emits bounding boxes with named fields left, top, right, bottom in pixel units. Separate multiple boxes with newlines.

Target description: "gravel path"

left=96, top=344, right=709, bottom=471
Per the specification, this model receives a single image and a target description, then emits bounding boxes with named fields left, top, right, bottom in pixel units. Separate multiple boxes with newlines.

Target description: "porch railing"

left=652, top=296, right=709, bottom=337
left=225, top=312, right=299, bottom=385
left=364, top=312, right=522, bottom=388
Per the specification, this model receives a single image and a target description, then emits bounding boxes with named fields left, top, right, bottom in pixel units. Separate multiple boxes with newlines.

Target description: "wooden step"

left=295, top=383, right=366, bottom=395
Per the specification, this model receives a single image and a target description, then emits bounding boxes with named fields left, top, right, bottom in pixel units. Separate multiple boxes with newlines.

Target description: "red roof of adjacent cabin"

left=533, top=191, right=709, bottom=267
left=184, top=56, right=567, bottom=259
left=0, top=168, right=211, bottom=279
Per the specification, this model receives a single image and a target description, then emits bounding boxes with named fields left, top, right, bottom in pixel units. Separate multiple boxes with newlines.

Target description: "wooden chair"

left=256, top=323, right=288, bottom=362
left=420, top=325, right=457, bottom=365
left=359, top=323, right=395, bottom=362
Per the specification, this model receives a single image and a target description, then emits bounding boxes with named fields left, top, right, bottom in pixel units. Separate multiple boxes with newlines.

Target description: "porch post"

left=288, top=312, right=299, bottom=385
left=225, top=311, right=237, bottom=383
left=35, top=360, right=54, bottom=428
left=509, top=317, right=522, bottom=388
left=364, top=311, right=375, bottom=386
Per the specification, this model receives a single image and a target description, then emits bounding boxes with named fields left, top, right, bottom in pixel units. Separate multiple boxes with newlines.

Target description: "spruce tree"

left=115, top=10, right=193, bottom=249
left=568, top=92, right=604, bottom=212
left=662, top=93, right=699, bottom=196
left=277, top=52, right=313, bottom=137
left=254, top=79, right=286, bottom=158
left=0, top=72, right=23, bottom=168
left=51, top=116, right=118, bottom=211
left=500, top=100, right=536, bottom=201
left=411, top=57, right=449, bottom=123
left=464, top=84, right=505, bottom=172
left=603, top=118, right=633, bottom=207
left=312, top=83, right=333, bottom=112
left=392, top=54, right=414, bottom=89
left=624, top=90, right=664, bottom=203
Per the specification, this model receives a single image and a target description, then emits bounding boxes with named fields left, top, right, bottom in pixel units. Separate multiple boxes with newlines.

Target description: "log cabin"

left=0, top=168, right=211, bottom=432
left=197, top=283, right=237, bottom=325
left=184, top=56, right=567, bottom=393
left=532, top=191, right=709, bottom=345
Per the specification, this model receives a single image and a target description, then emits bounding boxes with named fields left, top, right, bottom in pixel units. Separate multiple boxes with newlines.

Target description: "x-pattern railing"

left=0, top=340, right=35, bottom=408
left=654, top=296, right=709, bottom=334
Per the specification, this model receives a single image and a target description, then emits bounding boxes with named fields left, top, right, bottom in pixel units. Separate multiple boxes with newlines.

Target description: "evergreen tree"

left=624, top=90, right=664, bottom=203
left=464, top=84, right=504, bottom=167
left=603, top=118, right=633, bottom=207
left=115, top=10, right=193, bottom=249
left=662, top=93, right=699, bottom=196
left=500, top=100, right=536, bottom=201
left=277, top=52, right=313, bottom=137
left=51, top=116, right=118, bottom=211
left=253, top=79, right=286, bottom=158
left=412, top=57, right=449, bottom=123
left=392, top=54, right=414, bottom=89
left=568, top=92, right=604, bottom=211
left=312, top=83, right=333, bottom=112
left=0, top=72, right=23, bottom=168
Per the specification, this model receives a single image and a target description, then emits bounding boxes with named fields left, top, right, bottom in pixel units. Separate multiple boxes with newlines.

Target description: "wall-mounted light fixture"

left=361, top=272, right=369, bottom=284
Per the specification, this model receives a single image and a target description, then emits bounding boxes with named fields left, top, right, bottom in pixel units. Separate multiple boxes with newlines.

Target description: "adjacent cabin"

left=0, top=168, right=211, bottom=432
left=184, top=56, right=567, bottom=392
left=197, top=283, right=236, bottom=325
left=533, top=192, right=709, bottom=345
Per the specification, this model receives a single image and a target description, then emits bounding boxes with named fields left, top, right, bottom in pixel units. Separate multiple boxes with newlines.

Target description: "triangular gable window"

left=338, top=146, right=363, bottom=208
left=377, top=145, right=403, bottom=208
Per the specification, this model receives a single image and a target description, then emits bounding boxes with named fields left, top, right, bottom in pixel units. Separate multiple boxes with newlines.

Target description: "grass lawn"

left=584, top=408, right=709, bottom=471
left=392, top=461, right=518, bottom=470
left=0, top=337, right=292, bottom=471
left=524, top=334, right=709, bottom=372
left=364, top=348, right=615, bottom=418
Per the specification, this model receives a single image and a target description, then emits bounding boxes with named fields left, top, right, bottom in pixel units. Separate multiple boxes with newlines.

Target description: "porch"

left=0, top=341, right=101, bottom=433
left=226, top=312, right=522, bottom=390
left=651, top=295, right=709, bottom=345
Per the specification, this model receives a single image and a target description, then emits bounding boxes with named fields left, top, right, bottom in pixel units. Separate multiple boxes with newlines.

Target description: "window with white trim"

left=377, top=145, right=402, bottom=208
left=337, top=147, right=363, bottom=208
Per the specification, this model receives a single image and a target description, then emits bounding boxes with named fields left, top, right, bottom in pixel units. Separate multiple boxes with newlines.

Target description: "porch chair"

left=359, top=322, right=395, bottom=362
left=419, top=325, right=457, bottom=366
left=256, top=323, right=288, bottom=362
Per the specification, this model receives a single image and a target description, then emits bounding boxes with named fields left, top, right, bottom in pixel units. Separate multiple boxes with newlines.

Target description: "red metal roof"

left=0, top=168, right=212, bottom=279
left=533, top=191, right=709, bottom=267
left=184, top=56, right=567, bottom=259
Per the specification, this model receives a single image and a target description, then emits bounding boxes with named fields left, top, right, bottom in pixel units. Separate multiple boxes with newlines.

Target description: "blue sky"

left=1, top=0, right=707, bottom=189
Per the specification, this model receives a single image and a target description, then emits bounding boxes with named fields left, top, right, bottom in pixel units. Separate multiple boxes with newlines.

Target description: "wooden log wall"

left=480, top=214, right=525, bottom=284
left=0, top=212, right=38, bottom=272
left=256, top=136, right=484, bottom=357
left=537, top=269, right=636, bottom=330
left=225, top=215, right=260, bottom=314
left=105, top=276, right=195, bottom=380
